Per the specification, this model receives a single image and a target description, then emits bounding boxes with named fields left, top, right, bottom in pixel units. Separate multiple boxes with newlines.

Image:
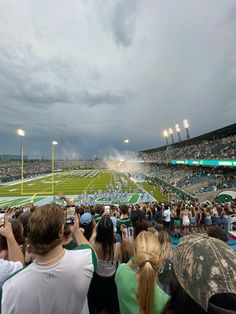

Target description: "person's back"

left=94, top=241, right=121, bottom=277
left=117, top=204, right=131, bottom=236
left=116, top=263, right=168, bottom=314
left=90, top=215, right=121, bottom=313
left=115, top=231, right=169, bottom=314
left=1, top=204, right=97, bottom=314
left=2, top=249, right=94, bottom=314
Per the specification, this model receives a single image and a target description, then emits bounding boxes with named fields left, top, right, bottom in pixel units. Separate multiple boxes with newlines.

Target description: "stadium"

left=1, top=123, right=235, bottom=208
left=1, top=1, right=236, bottom=314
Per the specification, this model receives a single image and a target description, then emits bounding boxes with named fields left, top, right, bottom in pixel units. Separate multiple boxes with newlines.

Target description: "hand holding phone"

left=66, top=206, right=75, bottom=225
left=0, top=213, right=14, bottom=239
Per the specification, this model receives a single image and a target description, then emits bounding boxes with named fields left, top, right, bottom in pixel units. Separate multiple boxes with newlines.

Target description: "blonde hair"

left=134, top=231, right=162, bottom=314
left=158, top=231, right=173, bottom=264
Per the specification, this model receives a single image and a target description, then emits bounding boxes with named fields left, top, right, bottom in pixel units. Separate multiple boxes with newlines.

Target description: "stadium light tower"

left=163, top=130, right=169, bottom=145
left=52, top=141, right=58, bottom=194
left=183, top=119, right=190, bottom=139
left=175, top=124, right=181, bottom=142
left=17, top=129, right=25, bottom=194
left=168, top=128, right=174, bottom=144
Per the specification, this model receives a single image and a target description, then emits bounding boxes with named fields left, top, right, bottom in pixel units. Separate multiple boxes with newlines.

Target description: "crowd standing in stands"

left=0, top=195, right=236, bottom=313
left=146, top=164, right=236, bottom=195
left=139, top=134, right=236, bottom=162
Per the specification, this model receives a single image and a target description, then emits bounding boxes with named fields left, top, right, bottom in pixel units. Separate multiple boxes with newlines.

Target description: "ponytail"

left=137, top=260, right=157, bottom=314
left=134, top=231, right=161, bottom=314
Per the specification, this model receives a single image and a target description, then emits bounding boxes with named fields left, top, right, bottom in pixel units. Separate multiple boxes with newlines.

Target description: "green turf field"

left=0, top=170, right=137, bottom=196
left=0, top=170, right=168, bottom=206
left=140, top=182, right=169, bottom=202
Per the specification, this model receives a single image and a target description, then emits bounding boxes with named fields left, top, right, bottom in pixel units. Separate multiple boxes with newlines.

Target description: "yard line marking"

left=83, top=170, right=102, bottom=193
left=0, top=199, right=15, bottom=206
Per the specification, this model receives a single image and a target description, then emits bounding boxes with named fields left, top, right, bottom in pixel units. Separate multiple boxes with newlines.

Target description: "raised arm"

left=58, top=193, right=75, bottom=206
left=0, top=214, right=25, bottom=266
left=71, top=214, right=94, bottom=249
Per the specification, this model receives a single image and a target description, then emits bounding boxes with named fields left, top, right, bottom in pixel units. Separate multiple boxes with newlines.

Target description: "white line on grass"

left=0, top=199, right=15, bottom=206
left=83, top=170, right=102, bottom=193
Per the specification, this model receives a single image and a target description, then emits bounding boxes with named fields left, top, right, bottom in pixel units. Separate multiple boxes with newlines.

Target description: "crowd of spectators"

left=139, top=134, right=236, bottom=162
left=147, top=164, right=236, bottom=195
left=0, top=160, right=109, bottom=182
left=0, top=197, right=236, bottom=313
left=0, top=161, right=52, bottom=181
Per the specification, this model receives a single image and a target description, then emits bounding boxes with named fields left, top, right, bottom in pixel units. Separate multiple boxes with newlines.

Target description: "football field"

left=0, top=170, right=167, bottom=208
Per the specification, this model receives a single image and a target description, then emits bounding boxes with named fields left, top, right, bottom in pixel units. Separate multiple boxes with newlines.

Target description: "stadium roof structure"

left=139, top=123, right=236, bottom=153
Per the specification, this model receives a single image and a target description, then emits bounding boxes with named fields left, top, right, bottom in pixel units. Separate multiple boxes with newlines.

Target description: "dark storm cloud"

left=78, top=91, right=130, bottom=106
left=110, top=0, right=137, bottom=47
left=0, top=0, right=236, bottom=158
left=0, top=41, right=130, bottom=108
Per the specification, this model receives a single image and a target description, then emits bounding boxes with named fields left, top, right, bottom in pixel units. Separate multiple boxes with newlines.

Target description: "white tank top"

left=96, top=243, right=119, bottom=277
left=182, top=215, right=190, bottom=226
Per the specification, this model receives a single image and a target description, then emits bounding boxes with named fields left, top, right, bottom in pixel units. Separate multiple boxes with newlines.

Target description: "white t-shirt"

left=163, top=209, right=171, bottom=222
left=1, top=246, right=96, bottom=314
left=0, top=259, right=23, bottom=287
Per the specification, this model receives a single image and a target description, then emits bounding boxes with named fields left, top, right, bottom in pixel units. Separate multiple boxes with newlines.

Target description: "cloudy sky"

left=0, top=0, right=236, bottom=159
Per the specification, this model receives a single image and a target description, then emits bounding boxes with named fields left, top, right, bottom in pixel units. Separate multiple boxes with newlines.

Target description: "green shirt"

left=115, top=263, right=169, bottom=314
left=117, top=217, right=131, bottom=235
left=93, top=213, right=101, bottom=223
left=62, top=238, right=78, bottom=250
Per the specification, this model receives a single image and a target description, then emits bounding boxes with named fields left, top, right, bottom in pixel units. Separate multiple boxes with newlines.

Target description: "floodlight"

left=175, top=124, right=180, bottom=132
left=183, top=119, right=189, bottom=128
left=52, top=141, right=58, bottom=145
left=168, top=128, right=174, bottom=144
left=183, top=119, right=190, bottom=139
left=17, top=129, right=25, bottom=137
left=124, top=139, right=129, bottom=143
left=163, top=130, right=168, bottom=137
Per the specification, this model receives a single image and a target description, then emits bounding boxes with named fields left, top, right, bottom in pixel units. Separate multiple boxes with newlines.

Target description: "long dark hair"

left=131, top=209, right=148, bottom=239
left=95, top=216, right=116, bottom=261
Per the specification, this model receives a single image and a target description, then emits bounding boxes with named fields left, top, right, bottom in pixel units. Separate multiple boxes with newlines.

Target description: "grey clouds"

left=0, top=0, right=236, bottom=159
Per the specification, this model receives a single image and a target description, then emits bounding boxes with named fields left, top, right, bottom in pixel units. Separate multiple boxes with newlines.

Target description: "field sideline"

left=0, top=170, right=167, bottom=207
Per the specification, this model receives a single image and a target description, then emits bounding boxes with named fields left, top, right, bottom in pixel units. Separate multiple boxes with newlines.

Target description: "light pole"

left=17, top=129, right=25, bottom=195
left=183, top=119, right=190, bottom=139
left=163, top=130, right=169, bottom=145
left=168, top=128, right=174, bottom=144
left=52, top=141, right=58, bottom=195
left=175, top=124, right=181, bottom=142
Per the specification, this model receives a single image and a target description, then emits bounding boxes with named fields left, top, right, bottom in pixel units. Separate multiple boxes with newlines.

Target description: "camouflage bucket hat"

left=173, top=234, right=236, bottom=311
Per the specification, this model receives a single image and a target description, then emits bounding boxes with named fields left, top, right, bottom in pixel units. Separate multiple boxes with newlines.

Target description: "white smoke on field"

left=60, top=148, right=81, bottom=161
left=103, top=149, right=144, bottom=173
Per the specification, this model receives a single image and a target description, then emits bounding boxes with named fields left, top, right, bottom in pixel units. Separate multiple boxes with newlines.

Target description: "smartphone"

left=0, top=213, right=4, bottom=227
left=105, top=205, right=110, bottom=215
left=66, top=206, right=75, bottom=224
